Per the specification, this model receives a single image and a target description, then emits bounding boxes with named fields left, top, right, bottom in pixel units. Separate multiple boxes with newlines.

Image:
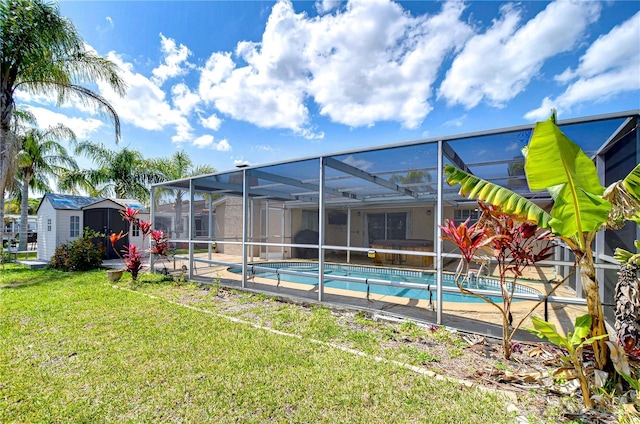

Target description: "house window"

left=70, top=216, right=80, bottom=237
left=367, top=212, right=408, bottom=245
left=132, top=222, right=140, bottom=237
left=454, top=209, right=481, bottom=225
left=47, top=219, right=52, bottom=231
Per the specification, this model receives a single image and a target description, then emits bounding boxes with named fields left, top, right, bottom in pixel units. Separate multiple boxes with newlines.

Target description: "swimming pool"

left=230, top=262, right=541, bottom=303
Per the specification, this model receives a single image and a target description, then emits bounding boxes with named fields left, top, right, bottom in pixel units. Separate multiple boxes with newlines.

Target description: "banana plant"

left=526, top=314, right=609, bottom=410
left=445, top=112, right=640, bottom=370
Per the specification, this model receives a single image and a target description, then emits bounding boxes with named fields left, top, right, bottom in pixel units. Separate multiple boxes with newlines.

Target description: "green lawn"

left=1, top=266, right=515, bottom=423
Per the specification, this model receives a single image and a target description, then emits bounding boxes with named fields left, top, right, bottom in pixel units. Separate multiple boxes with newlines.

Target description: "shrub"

left=49, top=228, right=106, bottom=271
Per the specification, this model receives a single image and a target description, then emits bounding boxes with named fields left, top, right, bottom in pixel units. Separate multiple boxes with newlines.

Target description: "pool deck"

left=161, top=252, right=590, bottom=341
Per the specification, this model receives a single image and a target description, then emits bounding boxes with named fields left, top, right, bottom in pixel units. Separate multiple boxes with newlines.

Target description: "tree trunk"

left=579, top=252, right=609, bottom=370
left=615, top=263, right=640, bottom=352
left=502, top=317, right=512, bottom=360
left=19, top=177, right=29, bottom=251
left=0, top=86, right=14, bottom=244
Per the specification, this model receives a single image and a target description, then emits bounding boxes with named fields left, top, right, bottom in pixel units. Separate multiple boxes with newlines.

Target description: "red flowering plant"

left=120, top=206, right=140, bottom=223
left=122, top=243, right=143, bottom=281
left=148, top=228, right=171, bottom=274
left=441, top=201, right=561, bottom=360
left=109, top=206, right=154, bottom=282
left=149, top=229, right=169, bottom=257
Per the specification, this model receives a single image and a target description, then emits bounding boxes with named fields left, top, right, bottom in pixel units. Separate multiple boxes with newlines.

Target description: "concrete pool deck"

left=159, top=252, right=590, bottom=342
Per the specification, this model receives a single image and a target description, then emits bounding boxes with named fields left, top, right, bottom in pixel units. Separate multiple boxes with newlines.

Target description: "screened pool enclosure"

left=150, top=110, right=639, bottom=334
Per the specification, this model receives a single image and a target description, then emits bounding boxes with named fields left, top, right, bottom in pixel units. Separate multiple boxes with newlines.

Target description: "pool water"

left=231, top=262, right=540, bottom=303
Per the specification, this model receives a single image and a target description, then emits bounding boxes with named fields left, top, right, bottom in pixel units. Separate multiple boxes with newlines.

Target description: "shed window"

left=70, top=216, right=80, bottom=237
left=132, top=222, right=140, bottom=237
left=47, top=218, right=52, bottom=231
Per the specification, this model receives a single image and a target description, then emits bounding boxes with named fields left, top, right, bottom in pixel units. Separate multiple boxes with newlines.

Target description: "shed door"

left=84, top=208, right=129, bottom=259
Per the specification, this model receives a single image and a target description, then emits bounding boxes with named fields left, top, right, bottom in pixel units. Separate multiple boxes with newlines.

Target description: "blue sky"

left=17, top=0, right=640, bottom=173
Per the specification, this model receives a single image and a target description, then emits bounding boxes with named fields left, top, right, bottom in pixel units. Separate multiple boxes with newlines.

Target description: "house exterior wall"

left=128, top=213, right=151, bottom=252
left=56, top=209, right=83, bottom=247
left=291, top=205, right=436, bottom=250
left=214, top=204, right=226, bottom=252
left=37, top=208, right=83, bottom=261
left=222, top=197, right=244, bottom=255
left=37, top=200, right=57, bottom=261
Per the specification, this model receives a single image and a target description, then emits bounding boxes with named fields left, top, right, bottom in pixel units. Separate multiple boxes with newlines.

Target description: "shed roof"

left=38, top=193, right=103, bottom=212
left=37, top=194, right=148, bottom=214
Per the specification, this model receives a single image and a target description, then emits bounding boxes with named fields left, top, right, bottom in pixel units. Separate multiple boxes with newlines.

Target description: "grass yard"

left=0, top=265, right=516, bottom=423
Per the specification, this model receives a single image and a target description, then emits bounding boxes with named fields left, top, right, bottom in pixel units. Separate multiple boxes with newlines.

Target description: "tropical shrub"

left=108, top=206, right=170, bottom=282
left=441, top=202, right=559, bottom=360
left=107, top=207, right=151, bottom=281
left=49, top=227, right=106, bottom=271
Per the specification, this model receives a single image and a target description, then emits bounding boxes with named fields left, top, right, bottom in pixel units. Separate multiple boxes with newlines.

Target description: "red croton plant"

left=441, top=202, right=561, bottom=360
left=109, top=207, right=169, bottom=281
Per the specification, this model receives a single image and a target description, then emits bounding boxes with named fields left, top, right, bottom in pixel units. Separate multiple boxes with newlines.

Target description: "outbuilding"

left=36, top=193, right=149, bottom=261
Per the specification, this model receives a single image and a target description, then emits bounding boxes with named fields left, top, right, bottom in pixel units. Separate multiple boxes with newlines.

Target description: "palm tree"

left=15, top=124, right=77, bottom=250
left=0, top=0, right=126, bottom=245
left=150, top=151, right=216, bottom=239
left=389, top=169, right=432, bottom=192
left=58, top=141, right=159, bottom=205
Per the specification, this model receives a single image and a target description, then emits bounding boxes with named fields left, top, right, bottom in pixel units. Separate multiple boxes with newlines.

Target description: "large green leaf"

left=444, top=164, right=552, bottom=229
left=526, top=316, right=568, bottom=348
left=622, top=163, right=640, bottom=203
left=569, top=314, right=592, bottom=345
left=548, top=185, right=611, bottom=235
left=524, top=116, right=611, bottom=237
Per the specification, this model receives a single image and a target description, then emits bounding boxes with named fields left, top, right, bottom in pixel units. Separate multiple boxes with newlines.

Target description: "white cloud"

left=151, top=33, right=194, bottom=86
left=171, top=82, right=200, bottom=115
left=306, top=0, right=471, bottom=129
left=252, top=145, right=275, bottom=151
left=98, top=52, right=194, bottom=143
left=13, top=90, right=57, bottom=107
left=443, top=114, right=467, bottom=127
left=525, top=98, right=557, bottom=121
left=198, top=0, right=472, bottom=136
left=342, top=154, right=373, bottom=171
left=198, top=3, right=316, bottom=139
left=97, top=16, right=114, bottom=33
left=438, top=0, right=601, bottom=109
left=556, top=11, right=640, bottom=83
left=233, top=157, right=250, bottom=166
left=316, top=0, right=341, bottom=14
left=193, top=134, right=232, bottom=151
left=215, top=138, right=231, bottom=151
left=506, top=142, right=521, bottom=152
left=24, top=106, right=104, bottom=139
left=199, top=113, right=222, bottom=131
left=526, top=11, right=640, bottom=120
left=193, top=134, right=214, bottom=147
